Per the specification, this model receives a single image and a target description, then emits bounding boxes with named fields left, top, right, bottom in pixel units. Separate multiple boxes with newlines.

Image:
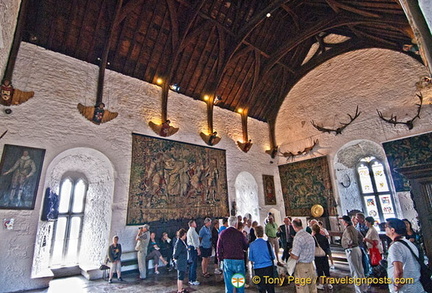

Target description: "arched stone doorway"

left=234, top=171, right=260, bottom=223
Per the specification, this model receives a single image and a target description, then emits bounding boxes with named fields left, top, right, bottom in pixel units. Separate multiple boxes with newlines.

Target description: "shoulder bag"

left=369, top=244, right=382, bottom=266
left=266, top=241, right=278, bottom=278
left=396, top=240, right=432, bottom=293
left=314, top=236, right=326, bottom=257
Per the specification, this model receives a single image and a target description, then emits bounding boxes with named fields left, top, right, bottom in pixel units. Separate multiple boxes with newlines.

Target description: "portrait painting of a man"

left=0, top=144, right=45, bottom=209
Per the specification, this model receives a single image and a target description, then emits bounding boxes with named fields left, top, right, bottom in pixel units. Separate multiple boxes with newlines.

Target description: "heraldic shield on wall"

left=127, top=133, right=229, bottom=224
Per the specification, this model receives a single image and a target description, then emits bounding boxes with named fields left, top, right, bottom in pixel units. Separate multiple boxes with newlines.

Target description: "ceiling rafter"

left=266, top=38, right=410, bottom=121
left=116, top=0, right=145, bottom=26
left=281, top=4, right=300, bottom=30
left=87, top=0, right=108, bottom=61
left=325, top=0, right=380, bottom=18
left=22, top=0, right=417, bottom=122
left=131, top=4, right=160, bottom=77
left=264, top=13, right=410, bottom=74
left=348, top=25, right=398, bottom=47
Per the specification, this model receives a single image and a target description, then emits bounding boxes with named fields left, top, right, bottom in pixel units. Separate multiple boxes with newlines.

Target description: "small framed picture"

left=263, top=175, right=276, bottom=205
left=0, top=144, right=46, bottom=210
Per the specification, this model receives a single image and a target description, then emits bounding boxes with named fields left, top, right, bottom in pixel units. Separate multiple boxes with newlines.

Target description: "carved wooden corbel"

left=77, top=0, right=122, bottom=124
left=200, top=95, right=221, bottom=146
left=149, top=82, right=179, bottom=137
left=265, top=119, right=278, bottom=158
left=237, top=109, right=253, bottom=153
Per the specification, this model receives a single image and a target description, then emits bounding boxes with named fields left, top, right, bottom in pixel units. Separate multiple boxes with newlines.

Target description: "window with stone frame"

left=50, top=175, right=87, bottom=267
left=357, top=156, right=396, bottom=223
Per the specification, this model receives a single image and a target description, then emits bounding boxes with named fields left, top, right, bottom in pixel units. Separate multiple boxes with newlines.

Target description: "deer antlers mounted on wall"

left=281, top=139, right=319, bottom=161
left=311, top=106, right=361, bottom=135
left=376, top=93, right=423, bottom=130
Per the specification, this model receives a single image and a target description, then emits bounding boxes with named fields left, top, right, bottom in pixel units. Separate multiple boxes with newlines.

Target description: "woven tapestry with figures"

left=383, top=131, right=432, bottom=192
left=127, top=133, right=228, bottom=224
left=278, top=156, right=335, bottom=216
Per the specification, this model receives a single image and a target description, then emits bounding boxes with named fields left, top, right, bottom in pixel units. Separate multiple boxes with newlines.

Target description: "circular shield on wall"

left=311, top=204, right=324, bottom=218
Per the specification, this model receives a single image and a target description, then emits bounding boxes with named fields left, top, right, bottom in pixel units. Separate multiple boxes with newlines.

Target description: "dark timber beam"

left=96, top=0, right=124, bottom=105
left=2, top=0, right=30, bottom=82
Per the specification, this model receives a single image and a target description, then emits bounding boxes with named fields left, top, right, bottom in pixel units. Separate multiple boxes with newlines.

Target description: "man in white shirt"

left=386, top=218, right=425, bottom=293
left=187, top=220, right=201, bottom=285
left=290, top=218, right=317, bottom=293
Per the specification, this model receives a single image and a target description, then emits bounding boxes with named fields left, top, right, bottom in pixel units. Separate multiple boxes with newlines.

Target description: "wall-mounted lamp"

left=170, top=84, right=180, bottom=92
left=265, top=146, right=278, bottom=159
left=214, top=95, right=222, bottom=104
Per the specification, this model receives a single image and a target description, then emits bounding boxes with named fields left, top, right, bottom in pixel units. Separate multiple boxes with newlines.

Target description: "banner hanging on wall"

left=127, top=133, right=229, bottom=224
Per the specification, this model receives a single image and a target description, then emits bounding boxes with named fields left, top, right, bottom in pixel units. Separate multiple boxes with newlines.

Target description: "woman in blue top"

left=199, top=218, right=213, bottom=277
left=249, top=226, right=275, bottom=293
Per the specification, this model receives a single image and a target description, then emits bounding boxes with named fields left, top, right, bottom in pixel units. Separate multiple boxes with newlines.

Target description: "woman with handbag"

left=363, top=217, right=383, bottom=266
left=312, top=224, right=332, bottom=290
left=249, top=225, right=276, bottom=293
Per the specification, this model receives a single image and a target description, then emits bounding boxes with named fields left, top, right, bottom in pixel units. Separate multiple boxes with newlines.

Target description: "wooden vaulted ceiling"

left=22, top=0, right=419, bottom=122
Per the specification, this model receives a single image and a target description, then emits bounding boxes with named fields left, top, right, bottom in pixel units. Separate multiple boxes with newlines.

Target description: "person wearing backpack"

left=385, top=218, right=426, bottom=293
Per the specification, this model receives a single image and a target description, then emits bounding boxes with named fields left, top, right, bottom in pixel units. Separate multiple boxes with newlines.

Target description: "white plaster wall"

left=0, top=0, right=20, bottom=76
left=234, top=171, right=260, bottom=223
left=0, top=41, right=279, bottom=292
left=276, top=48, right=432, bottom=219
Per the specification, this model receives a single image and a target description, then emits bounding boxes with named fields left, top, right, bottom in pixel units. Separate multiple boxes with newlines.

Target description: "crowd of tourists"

left=105, top=213, right=427, bottom=293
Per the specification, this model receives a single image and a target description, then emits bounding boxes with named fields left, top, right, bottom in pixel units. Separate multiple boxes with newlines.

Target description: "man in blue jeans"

left=217, top=216, right=249, bottom=293
left=187, top=220, right=201, bottom=285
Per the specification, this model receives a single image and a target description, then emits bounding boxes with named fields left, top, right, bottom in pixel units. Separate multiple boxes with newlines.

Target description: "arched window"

left=50, top=175, right=87, bottom=267
left=357, top=156, right=396, bottom=222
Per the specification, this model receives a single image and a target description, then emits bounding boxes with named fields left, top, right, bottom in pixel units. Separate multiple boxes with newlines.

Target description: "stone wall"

left=276, top=47, right=431, bottom=228
left=1, top=0, right=432, bottom=292
left=0, top=40, right=279, bottom=292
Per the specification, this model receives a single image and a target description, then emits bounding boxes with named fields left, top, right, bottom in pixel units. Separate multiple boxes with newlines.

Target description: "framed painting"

left=263, top=175, right=276, bottom=205
left=278, top=156, right=334, bottom=216
left=127, top=133, right=229, bottom=224
left=0, top=144, right=46, bottom=210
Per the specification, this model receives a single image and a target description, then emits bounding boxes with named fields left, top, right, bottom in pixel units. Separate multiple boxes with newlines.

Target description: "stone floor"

left=24, top=263, right=390, bottom=293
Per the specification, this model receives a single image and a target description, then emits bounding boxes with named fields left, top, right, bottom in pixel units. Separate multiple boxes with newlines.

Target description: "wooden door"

left=396, top=164, right=432, bottom=265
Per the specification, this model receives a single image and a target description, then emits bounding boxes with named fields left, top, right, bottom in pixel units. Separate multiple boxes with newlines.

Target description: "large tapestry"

left=278, top=156, right=334, bottom=216
left=127, top=133, right=229, bottom=224
left=383, top=132, right=432, bottom=192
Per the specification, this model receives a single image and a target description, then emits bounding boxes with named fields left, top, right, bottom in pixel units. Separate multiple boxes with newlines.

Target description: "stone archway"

left=234, top=171, right=260, bottom=223
left=32, top=148, right=115, bottom=279
left=333, top=139, right=403, bottom=219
